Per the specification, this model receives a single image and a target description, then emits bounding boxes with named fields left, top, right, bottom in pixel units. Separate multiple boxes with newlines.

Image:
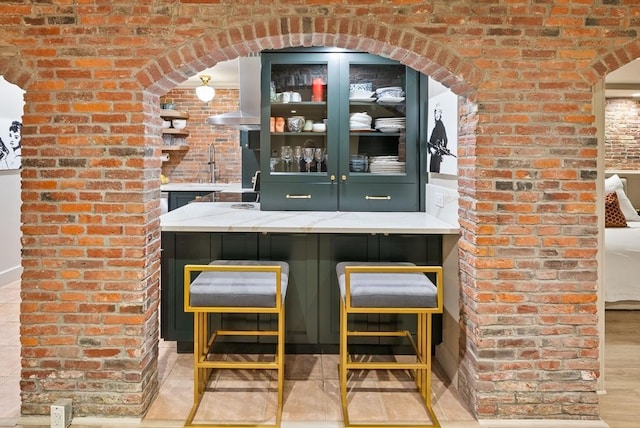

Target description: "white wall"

left=0, top=76, right=24, bottom=285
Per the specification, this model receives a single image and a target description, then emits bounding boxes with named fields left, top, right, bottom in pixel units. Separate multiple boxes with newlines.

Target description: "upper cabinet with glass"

left=260, top=49, right=421, bottom=212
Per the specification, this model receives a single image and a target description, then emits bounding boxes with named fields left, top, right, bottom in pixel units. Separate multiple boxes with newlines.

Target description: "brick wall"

left=605, top=98, right=640, bottom=169
left=160, top=89, right=242, bottom=184
left=1, top=0, right=639, bottom=422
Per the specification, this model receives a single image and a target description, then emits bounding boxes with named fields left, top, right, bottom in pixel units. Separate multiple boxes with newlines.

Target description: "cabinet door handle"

left=330, top=175, right=336, bottom=182
left=286, top=194, right=312, bottom=199
left=341, top=175, right=347, bottom=181
left=365, top=195, right=391, bottom=200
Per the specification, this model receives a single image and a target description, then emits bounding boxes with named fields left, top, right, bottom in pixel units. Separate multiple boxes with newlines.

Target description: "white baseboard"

left=477, top=419, right=609, bottom=428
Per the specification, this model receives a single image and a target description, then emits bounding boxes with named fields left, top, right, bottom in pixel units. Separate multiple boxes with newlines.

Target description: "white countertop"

left=160, top=202, right=459, bottom=234
left=160, top=183, right=253, bottom=193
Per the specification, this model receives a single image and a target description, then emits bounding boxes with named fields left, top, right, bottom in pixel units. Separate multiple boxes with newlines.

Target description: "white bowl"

left=161, top=120, right=172, bottom=129
left=172, top=119, right=187, bottom=130
left=312, top=123, right=326, bottom=133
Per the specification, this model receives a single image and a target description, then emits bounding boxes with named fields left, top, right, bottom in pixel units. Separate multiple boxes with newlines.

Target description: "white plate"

left=350, top=97, right=377, bottom=102
left=377, top=127, right=403, bottom=133
left=377, top=97, right=405, bottom=104
left=376, top=86, right=403, bottom=93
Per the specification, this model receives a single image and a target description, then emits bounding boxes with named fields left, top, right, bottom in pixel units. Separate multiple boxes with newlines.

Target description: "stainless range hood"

left=206, top=56, right=261, bottom=131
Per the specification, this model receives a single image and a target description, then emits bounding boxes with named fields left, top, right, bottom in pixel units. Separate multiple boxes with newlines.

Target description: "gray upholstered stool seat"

left=190, top=260, right=289, bottom=307
left=336, top=261, right=438, bottom=308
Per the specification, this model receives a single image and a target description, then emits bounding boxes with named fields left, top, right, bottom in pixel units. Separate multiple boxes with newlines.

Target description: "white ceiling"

left=179, top=58, right=241, bottom=89
left=180, top=57, right=640, bottom=98
left=605, top=58, right=640, bottom=98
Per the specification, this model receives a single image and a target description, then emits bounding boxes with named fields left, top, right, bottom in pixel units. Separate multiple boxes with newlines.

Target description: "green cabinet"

left=259, top=49, right=421, bottom=212
left=168, top=191, right=211, bottom=211
left=161, top=231, right=442, bottom=353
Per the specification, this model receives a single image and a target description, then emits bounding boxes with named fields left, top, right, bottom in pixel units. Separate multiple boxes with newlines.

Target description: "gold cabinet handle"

left=341, top=174, right=347, bottom=181
left=286, top=194, right=312, bottom=199
left=365, top=195, right=391, bottom=200
left=330, top=174, right=336, bottom=182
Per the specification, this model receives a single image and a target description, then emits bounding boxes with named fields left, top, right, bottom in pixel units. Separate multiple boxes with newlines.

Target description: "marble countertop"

left=160, top=202, right=459, bottom=234
left=160, top=183, right=253, bottom=193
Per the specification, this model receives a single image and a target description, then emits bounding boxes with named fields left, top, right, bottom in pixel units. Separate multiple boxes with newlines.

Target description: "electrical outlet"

left=50, top=399, right=72, bottom=428
left=434, top=192, right=445, bottom=208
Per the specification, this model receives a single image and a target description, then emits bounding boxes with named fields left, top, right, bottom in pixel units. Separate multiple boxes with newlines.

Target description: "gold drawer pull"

left=365, top=195, right=391, bottom=200
left=286, top=194, right=312, bottom=199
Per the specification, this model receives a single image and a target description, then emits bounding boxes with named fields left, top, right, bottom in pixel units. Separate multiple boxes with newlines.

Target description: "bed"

left=604, top=172, right=640, bottom=310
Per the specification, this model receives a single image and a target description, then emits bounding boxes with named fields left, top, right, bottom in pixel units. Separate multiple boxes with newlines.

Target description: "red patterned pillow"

left=605, top=192, right=628, bottom=228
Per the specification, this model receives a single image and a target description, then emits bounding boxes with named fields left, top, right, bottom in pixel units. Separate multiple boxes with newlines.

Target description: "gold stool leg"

left=339, top=301, right=350, bottom=426
left=276, top=304, right=285, bottom=426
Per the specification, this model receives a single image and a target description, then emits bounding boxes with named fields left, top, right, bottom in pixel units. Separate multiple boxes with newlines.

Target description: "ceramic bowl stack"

left=349, top=154, right=368, bottom=172
left=349, top=112, right=373, bottom=131
left=369, top=155, right=405, bottom=174
left=376, top=87, right=405, bottom=104
left=374, top=117, right=406, bottom=133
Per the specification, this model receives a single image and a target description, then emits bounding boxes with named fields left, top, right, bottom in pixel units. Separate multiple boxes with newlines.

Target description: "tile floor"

left=1, top=279, right=638, bottom=427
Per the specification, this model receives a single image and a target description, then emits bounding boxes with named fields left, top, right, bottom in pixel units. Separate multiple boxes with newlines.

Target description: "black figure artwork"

left=0, top=121, right=22, bottom=170
left=428, top=103, right=455, bottom=173
left=0, top=138, right=9, bottom=168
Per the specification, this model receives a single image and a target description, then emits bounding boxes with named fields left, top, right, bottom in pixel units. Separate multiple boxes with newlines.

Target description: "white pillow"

left=605, top=174, right=640, bottom=221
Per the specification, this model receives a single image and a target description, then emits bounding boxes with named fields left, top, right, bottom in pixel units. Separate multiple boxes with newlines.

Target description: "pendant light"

left=195, top=75, right=215, bottom=102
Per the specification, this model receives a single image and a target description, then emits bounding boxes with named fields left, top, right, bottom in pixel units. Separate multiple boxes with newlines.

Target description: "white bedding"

left=605, top=221, right=640, bottom=303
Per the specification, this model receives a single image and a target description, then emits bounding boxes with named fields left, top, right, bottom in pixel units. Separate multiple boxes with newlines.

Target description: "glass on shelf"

left=293, top=146, right=302, bottom=172
left=302, top=147, right=314, bottom=172
left=314, top=148, right=325, bottom=172
left=281, top=146, right=293, bottom=172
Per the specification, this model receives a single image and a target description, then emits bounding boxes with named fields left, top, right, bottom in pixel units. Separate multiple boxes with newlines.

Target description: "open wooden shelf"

left=162, top=128, right=189, bottom=137
left=160, top=109, right=189, bottom=120
left=161, top=145, right=189, bottom=151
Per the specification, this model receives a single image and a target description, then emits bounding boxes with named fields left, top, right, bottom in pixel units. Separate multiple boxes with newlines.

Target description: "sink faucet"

left=208, top=143, right=215, bottom=184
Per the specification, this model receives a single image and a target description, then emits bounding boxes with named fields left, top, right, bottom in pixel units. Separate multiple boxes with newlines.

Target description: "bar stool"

left=336, top=262, right=443, bottom=428
left=183, top=260, right=289, bottom=428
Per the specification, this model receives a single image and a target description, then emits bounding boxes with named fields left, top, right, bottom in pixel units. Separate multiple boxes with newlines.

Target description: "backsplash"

left=161, top=89, right=242, bottom=184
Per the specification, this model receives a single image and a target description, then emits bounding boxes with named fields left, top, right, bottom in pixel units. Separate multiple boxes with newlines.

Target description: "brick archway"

left=583, top=37, right=640, bottom=86
left=137, top=18, right=483, bottom=98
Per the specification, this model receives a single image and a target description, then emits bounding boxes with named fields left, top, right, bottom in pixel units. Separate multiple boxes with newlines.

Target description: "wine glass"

left=293, top=146, right=302, bottom=172
left=314, top=148, right=325, bottom=172
left=281, top=146, right=293, bottom=172
left=302, top=147, right=315, bottom=172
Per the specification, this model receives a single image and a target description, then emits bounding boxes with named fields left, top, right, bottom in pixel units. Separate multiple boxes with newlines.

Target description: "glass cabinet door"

left=260, top=52, right=340, bottom=211
left=337, top=54, right=419, bottom=211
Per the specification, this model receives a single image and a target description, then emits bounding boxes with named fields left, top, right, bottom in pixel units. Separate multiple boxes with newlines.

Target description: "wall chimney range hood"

left=206, top=56, right=261, bottom=131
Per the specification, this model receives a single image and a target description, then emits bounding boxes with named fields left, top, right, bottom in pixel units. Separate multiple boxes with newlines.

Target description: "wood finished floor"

left=1, top=280, right=638, bottom=427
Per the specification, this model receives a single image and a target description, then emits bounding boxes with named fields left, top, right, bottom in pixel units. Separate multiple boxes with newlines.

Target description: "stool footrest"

left=196, top=360, right=280, bottom=370
left=215, top=329, right=279, bottom=336
left=347, top=329, right=412, bottom=337
left=346, top=361, right=427, bottom=370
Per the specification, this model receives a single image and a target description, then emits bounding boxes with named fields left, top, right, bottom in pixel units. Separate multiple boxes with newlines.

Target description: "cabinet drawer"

left=339, top=183, right=418, bottom=211
left=260, top=182, right=338, bottom=211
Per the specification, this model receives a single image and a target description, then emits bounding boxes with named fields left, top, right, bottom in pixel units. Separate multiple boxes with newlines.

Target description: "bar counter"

left=160, top=202, right=459, bottom=235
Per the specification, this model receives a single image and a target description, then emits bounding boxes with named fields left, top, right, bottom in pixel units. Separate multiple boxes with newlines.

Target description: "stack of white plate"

left=374, top=117, right=406, bottom=133
left=349, top=89, right=376, bottom=102
left=349, top=112, right=373, bottom=131
left=369, top=156, right=405, bottom=174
